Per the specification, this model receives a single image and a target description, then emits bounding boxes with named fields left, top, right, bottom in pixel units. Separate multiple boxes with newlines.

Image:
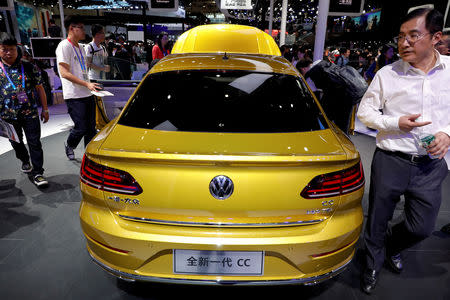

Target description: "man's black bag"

left=307, top=60, right=368, bottom=105
left=305, top=60, right=368, bottom=134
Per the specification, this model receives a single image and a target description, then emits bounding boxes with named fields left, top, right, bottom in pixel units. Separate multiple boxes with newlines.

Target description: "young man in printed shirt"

left=0, top=33, right=49, bottom=187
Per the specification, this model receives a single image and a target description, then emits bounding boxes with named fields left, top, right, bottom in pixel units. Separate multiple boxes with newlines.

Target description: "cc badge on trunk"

left=209, top=175, right=234, bottom=200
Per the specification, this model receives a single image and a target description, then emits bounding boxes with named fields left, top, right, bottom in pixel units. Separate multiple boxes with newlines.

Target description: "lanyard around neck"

left=161, top=46, right=168, bottom=57
left=67, top=38, right=86, bottom=72
left=0, top=61, right=25, bottom=91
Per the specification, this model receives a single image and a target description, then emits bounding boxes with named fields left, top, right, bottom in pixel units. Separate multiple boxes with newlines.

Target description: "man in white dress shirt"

left=357, top=8, right=449, bottom=294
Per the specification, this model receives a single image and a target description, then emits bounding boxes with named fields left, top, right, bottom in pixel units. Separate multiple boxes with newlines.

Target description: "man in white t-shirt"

left=55, top=15, right=101, bottom=160
left=85, top=24, right=109, bottom=80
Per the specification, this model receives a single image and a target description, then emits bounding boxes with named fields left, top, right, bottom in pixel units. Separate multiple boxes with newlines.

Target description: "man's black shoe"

left=21, top=162, right=32, bottom=173
left=386, top=253, right=403, bottom=273
left=65, top=143, right=75, bottom=160
left=441, top=223, right=450, bottom=234
left=33, top=174, right=49, bottom=187
left=361, top=269, right=378, bottom=294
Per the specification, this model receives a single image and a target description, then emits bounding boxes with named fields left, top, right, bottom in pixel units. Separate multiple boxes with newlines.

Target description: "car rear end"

left=79, top=53, right=364, bottom=285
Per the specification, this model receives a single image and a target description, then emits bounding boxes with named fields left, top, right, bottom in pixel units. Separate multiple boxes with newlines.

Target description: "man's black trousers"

left=9, top=116, right=44, bottom=176
left=65, top=96, right=96, bottom=149
left=364, top=148, right=448, bottom=271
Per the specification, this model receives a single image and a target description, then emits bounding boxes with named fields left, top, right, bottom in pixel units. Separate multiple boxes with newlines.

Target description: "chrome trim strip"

left=80, top=177, right=102, bottom=189
left=341, top=180, right=365, bottom=194
left=80, top=178, right=137, bottom=195
left=88, top=251, right=352, bottom=286
left=103, top=186, right=136, bottom=194
left=307, top=192, right=340, bottom=198
left=117, top=214, right=325, bottom=227
left=307, top=182, right=365, bottom=198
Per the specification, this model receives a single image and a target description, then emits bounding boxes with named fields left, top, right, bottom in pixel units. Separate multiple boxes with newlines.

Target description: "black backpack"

left=88, top=43, right=106, bottom=56
left=306, top=60, right=368, bottom=105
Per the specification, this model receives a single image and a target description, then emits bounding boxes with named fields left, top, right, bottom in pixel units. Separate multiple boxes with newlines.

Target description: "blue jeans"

left=65, top=96, right=96, bottom=148
left=8, top=116, right=44, bottom=176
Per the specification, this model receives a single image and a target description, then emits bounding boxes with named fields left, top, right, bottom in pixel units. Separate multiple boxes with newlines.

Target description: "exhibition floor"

left=0, top=104, right=449, bottom=300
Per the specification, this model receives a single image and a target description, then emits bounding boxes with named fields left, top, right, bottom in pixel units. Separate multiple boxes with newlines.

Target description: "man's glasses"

left=0, top=47, right=17, bottom=53
left=393, top=32, right=431, bottom=44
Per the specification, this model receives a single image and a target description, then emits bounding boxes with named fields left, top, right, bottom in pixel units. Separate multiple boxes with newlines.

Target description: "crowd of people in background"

left=14, top=20, right=175, bottom=83
left=76, top=30, right=172, bottom=80
left=14, top=16, right=398, bottom=85
left=85, top=31, right=397, bottom=85
left=280, top=39, right=398, bottom=83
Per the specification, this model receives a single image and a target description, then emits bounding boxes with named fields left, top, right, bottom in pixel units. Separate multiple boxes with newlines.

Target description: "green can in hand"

left=420, top=135, right=435, bottom=148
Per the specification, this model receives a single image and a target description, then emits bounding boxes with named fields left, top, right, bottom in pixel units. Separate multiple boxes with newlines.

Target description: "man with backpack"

left=86, top=24, right=109, bottom=80
left=336, top=47, right=351, bottom=66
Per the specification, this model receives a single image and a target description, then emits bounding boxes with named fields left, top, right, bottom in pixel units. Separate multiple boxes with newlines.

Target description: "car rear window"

left=118, top=70, right=328, bottom=133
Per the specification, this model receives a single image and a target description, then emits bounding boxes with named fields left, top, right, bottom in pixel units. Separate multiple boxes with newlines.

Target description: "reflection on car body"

left=79, top=24, right=364, bottom=286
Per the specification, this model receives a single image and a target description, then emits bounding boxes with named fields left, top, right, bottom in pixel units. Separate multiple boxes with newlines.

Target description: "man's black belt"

left=378, top=148, right=432, bottom=164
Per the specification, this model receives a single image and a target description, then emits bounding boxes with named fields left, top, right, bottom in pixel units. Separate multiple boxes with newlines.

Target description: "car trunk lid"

left=91, top=125, right=350, bottom=227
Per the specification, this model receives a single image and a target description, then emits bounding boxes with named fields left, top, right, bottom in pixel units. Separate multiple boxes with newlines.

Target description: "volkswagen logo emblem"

left=209, top=175, right=234, bottom=200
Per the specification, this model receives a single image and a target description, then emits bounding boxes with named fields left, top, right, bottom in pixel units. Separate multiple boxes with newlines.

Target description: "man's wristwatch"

left=43, top=109, right=49, bottom=113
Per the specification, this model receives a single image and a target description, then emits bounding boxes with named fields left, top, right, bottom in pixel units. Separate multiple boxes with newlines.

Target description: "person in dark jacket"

left=365, top=44, right=396, bottom=83
left=48, top=19, right=62, bottom=37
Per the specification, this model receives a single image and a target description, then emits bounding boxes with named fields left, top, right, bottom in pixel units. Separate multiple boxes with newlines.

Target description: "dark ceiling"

left=26, top=0, right=383, bottom=16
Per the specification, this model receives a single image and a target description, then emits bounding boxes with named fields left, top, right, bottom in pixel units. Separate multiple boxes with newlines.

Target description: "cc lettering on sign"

left=237, top=258, right=251, bottom=267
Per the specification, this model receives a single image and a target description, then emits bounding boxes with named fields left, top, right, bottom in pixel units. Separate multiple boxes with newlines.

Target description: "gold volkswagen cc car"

left=80, top=24, right=364, bottom=285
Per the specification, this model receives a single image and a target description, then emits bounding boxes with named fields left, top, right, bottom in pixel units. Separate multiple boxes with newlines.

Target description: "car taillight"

left=300, top=161, right=364, bottom=199
left=80, top=155, right=142, bottom=195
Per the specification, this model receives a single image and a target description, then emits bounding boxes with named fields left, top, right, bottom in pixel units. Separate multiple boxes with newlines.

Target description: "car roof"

left=149, top=53, right=299, bottom=76
left=171, top=24, right=281, bottom=56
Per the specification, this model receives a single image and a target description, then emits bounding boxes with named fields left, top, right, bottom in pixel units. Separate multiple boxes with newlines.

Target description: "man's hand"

left=103, top=65, right=110, bottom=72
left=40, top=110, right=49, bottom=123
left=398, top=114, right=432, bottom=131
left=86, top=82, right=101, bottom=92
left=427, top=131, right=450, bottom=159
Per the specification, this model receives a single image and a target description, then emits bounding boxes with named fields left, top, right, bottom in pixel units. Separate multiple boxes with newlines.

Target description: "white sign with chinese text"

left=221, top=0, right=252, bottom=10
left=173, top=250, right=264, bottom=275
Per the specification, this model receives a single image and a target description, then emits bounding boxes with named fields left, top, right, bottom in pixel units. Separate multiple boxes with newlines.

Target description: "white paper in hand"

left=91, top=90, right=114, bottom=97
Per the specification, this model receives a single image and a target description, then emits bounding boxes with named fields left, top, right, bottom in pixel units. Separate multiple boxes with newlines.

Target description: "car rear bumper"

left=88, top=248, right=353, bottom=286
left=80, top=196, right=363, bottom=285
